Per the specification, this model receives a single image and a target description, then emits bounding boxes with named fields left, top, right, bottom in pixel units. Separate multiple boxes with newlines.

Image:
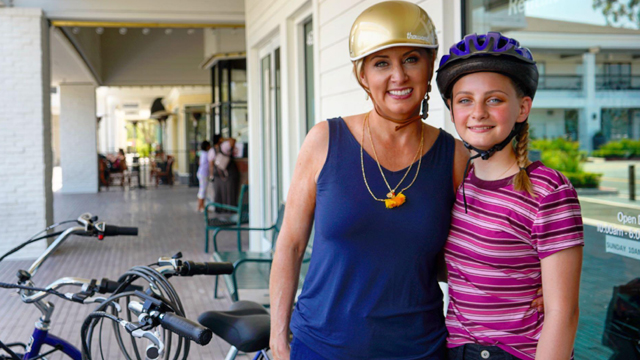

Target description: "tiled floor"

left=0, top=185, right=257, bottom=359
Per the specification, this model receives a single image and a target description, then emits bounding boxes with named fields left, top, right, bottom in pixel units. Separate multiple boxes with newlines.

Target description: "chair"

left=211, top=204, right=313, bottom=302
left=204, top=184, right=249, bottom=253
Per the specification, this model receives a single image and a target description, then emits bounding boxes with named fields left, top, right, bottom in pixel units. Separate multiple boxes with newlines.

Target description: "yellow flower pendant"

left=384, top=192, right=406, bottom=209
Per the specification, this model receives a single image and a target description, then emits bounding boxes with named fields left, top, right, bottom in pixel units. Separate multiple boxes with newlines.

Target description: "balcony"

left=597, top=75, right=640, bottom=90
left=538, top=75, right=582, bottom=91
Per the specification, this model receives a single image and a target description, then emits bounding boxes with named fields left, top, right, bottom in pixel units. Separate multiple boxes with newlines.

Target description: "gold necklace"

left=360, top=112, right=425, bottom=209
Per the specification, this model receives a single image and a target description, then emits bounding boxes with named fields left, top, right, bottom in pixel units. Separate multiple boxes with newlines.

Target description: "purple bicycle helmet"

left=436, top=32, right=538, bottom=107
left=436, top=32, right=539, bottom=213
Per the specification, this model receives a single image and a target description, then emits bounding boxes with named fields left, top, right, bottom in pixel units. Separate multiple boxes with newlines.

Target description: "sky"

left=524, top=0, right=638, bottom=28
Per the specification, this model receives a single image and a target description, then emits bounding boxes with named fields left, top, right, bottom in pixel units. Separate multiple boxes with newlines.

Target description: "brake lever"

left=122, top=321, right=165, bottom=359
left=84, top=297, right=122, bottom=312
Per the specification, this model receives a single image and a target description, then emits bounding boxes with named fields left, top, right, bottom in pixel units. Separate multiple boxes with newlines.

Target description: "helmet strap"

left=452, top=115, right=527, bottom=214
left=461, top=120, right=526, bottom=160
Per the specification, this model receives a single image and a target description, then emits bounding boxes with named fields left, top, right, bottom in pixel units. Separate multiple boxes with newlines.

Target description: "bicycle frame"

left=23, top=327, right=81, bottom=360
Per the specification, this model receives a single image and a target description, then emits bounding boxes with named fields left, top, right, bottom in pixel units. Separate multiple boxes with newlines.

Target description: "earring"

left=420, top=82, right=430, bottom=120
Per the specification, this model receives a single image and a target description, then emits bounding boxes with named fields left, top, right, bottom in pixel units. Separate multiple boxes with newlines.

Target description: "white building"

left=2, top=0, right=639, bottom=255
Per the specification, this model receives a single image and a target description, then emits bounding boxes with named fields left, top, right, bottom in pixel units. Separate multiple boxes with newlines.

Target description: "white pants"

left=197, top=174, right=208, bottom=199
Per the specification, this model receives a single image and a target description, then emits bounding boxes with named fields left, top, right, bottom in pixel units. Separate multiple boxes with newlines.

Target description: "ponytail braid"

left=512, top=122, right=534, bottom=196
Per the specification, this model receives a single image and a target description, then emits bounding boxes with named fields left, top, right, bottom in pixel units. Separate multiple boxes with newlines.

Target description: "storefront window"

left=465, top=1, right=640, bottom=358
left=210, top=58, right=248, bottom=152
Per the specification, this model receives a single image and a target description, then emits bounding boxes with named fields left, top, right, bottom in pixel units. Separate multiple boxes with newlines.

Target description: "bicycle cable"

left=0, top=282, right=68, bottom=301
left=81, top=265, right=189, bottom=360
left=0, top=231, right=64, bottom=264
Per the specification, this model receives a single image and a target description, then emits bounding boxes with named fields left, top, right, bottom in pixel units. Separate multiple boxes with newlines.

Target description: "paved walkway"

left=0, top=185, right=254, bottom=359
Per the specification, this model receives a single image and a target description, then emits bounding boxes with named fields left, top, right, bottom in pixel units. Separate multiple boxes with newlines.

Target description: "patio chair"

left=211, top=203, right=313, bottom=302
left=204, top=184, right=249, bottom=253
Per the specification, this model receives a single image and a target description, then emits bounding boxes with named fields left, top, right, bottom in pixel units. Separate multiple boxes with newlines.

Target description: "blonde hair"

left=512, top=121, right=534, bottom=196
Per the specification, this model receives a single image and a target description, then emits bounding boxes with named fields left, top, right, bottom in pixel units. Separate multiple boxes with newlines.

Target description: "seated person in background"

left=112, top=148, right=127, bottom=172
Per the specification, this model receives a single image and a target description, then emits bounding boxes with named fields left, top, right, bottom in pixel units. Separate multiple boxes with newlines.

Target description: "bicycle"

left=79, top=253, right=234, bottom=360
left=198, top=300, right=271, bottom=360
left=0, top=213, right=141, bottom=360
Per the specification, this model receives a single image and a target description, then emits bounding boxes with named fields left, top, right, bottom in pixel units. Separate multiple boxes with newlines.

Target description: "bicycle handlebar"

left=96, top=278, right=144, bottom=294
left=159, top=313, right=212, bottom=345
left=179, top=261, right=234, bottom=276
left=102, top=225, right=138, bottom=237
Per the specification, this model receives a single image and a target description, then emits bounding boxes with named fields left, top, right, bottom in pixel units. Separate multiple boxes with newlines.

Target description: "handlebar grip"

left=181, top=261, right=234, bottom=276
left=103, top=225, right=139, bottom=236
left=159, top=313, right=213, bottom=345
left=97, top=278, right=144, bottom=294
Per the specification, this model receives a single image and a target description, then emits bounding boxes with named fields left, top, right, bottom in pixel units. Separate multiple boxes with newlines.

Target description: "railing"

left=538, top=75, right=582, bottom=90
left=596, top=75, right=640, bottom=90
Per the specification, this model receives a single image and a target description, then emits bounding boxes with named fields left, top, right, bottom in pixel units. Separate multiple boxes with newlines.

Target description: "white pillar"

left=581, top=52, right=600, bottom=151
left=0, top=8, right=53, bottom=259
left=59, top=84, right=99, bottom=193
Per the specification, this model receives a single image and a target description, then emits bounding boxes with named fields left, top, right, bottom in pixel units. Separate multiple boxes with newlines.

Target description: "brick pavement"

left=2, top=185, right=638, bottom=359
left=0, top=185, right=256, bottom=359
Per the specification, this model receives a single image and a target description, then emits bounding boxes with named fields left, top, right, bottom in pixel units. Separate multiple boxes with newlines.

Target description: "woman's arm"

left=452, top=139, right=470, bottom=192
left=535, top=246, right=583, bottom=359
left=269, top=122, right=329, bottom=360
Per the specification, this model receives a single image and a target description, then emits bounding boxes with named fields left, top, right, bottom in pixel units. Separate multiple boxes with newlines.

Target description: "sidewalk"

left=0, top=185, right=253, bottom=359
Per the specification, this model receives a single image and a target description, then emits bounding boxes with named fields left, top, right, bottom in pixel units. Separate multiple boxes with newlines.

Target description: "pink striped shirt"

left=444, top=161, right=584, bottom=359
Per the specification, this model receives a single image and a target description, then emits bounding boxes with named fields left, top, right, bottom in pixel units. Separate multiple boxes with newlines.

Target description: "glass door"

left=259, top=39, right=282, bottom=228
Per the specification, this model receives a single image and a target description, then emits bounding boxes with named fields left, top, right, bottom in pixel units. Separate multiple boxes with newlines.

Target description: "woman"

left=269, top=2, right=469, bottom=359
left=210, top=134, right=240, bottom=209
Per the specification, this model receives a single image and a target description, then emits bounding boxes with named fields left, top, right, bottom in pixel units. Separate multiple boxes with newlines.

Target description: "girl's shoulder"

left=527, top=161, right=577, bottom=200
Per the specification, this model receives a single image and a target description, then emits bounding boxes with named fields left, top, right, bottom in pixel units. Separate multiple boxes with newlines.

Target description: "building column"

left=0, top=8, right=53, bottom=259
left=59, top=84, right=99, bottom=193
left=581, top=52, right=600, bottom=151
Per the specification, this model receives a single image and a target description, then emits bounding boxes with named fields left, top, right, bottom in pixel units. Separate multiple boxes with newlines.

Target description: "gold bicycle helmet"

left=349, top=1, right=438, bottom=61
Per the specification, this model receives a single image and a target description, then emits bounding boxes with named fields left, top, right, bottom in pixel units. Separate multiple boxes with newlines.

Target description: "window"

left=303, top=19, right=315, bottom=133
left=210, top=59, right=248, bottom=146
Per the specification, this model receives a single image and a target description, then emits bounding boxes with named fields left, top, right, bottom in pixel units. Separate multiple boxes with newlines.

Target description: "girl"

left=436, top=32, right=584, bottom=360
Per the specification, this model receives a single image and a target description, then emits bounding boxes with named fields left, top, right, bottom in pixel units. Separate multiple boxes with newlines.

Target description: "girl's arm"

left=535, top=245, right=583, bottom=359
left=269, top=121, right=328, bottom=360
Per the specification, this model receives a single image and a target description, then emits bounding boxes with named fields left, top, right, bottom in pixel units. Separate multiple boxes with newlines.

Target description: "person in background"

left=436, top=32, right=583, bottom=360
left=210, top=134, right=240, bottom=210
left=196, top=140, right=211, bottom=212
left=113, top=148, right=127, bottom=172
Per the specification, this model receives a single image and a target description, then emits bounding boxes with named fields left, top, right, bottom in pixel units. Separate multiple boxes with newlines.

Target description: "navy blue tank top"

left=290, top=118, right=456, bottom=360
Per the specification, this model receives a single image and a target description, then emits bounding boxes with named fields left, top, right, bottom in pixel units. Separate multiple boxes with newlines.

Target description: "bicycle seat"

left=198, top=301, right=270, bottom=352
left=228, top=300, right=270, bottom=316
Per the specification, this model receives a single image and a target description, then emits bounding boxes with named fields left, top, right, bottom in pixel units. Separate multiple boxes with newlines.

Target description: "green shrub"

left=592, top=139, right=640, bottom=158
left=564, top=172, right=602, bottom=188
left=530, top=138, right=601, bottom=188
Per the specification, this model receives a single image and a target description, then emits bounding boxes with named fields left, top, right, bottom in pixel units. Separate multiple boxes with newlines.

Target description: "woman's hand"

left=270, top=338, right=291, bottom=360
left=531, top=287, right=544, bottom=313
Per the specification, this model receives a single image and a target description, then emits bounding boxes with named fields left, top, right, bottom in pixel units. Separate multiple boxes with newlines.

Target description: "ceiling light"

left=72, top=27, right=80, bottom=34
left=142, top=28, right=150, bottom=35
left=119, top=27, right=127, bottom=35
left=96, top=27, right=104, bottom=35
left=187, top=29, right=195, bottom=35
left=165, top=28, right=173, bottom=35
